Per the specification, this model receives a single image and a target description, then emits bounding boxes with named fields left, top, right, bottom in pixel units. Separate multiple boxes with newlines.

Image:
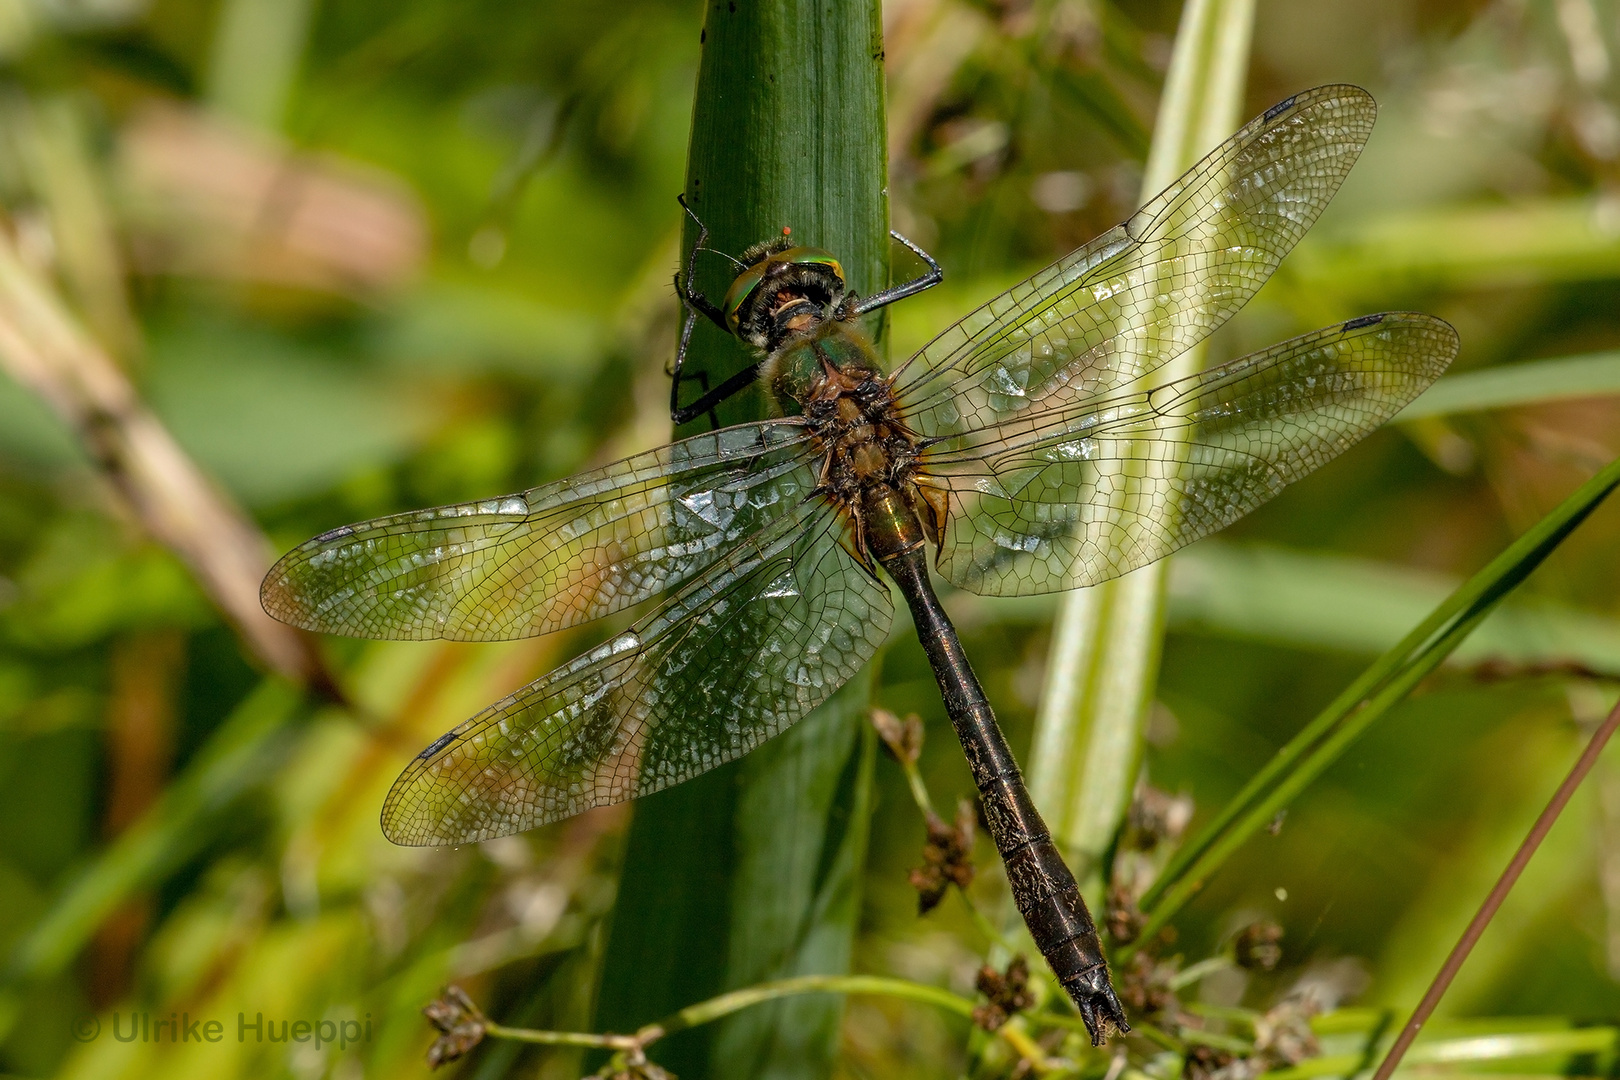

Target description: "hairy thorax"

left=763, top=320, right=949, bottom=568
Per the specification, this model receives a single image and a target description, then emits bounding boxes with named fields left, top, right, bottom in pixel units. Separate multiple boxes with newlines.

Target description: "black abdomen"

left=880, top=547, right=1129, bottom=1044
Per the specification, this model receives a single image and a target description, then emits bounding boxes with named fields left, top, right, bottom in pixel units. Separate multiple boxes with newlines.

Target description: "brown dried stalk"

left=0, top=229, right=338, bottom=696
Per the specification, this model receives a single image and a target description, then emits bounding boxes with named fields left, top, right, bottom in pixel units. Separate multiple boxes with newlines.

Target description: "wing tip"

left=379, top=789, right=556, bottom=848
left=379, top=783, right=465, bottom=848
left=1258, top=84, right=1378, bottom=136
left=1344, top=309, right=1462, bottom=352
left=259, top=558, right=313, bottom=630
left=380, top=734, right=564, bottom=847
left=1335, top=311, right=1461, bottom=386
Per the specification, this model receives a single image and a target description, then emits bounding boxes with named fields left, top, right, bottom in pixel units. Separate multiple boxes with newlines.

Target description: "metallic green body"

left=766, top=322, right=880, bottom=409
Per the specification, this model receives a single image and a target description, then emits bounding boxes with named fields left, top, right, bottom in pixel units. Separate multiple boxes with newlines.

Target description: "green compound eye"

left=788, top=249, right=845, bottom=280
left=722, top=264, right=767, bottom=335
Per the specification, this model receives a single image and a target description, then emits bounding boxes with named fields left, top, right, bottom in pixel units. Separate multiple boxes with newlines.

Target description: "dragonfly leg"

left=668, top=358, right=723, bottom=431
left=668, top=271, right=762, bottom=426
left=675, top=195, right=731, bottom=332
left=673, top=362, right=767, bottom=430
left=670, top=195, right=754, bottom=427
left=851, top=230, right=943, bottom=316
left=669, top=289, right=722, bottom=429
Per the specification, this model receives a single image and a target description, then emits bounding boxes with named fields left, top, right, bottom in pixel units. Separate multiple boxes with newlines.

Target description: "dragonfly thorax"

left=776, top=323, right=951, bottom=568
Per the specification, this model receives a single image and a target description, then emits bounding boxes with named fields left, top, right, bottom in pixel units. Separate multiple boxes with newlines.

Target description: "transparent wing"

left=920, top=313, right=1458, bottom=596
left=381, top=501, right=893, bottom=844
left=893, top=85, right=1377, bottom=443
left=260, top=421, right=815, bottom=641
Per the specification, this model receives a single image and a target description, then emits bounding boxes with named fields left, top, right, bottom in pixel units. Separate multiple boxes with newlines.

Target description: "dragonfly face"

left=721, top=240, right=849, bottom=348
left=261, top=84, right=1460, bottom=1044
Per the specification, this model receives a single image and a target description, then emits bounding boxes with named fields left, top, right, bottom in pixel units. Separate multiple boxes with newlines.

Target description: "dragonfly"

left=261, top=84, right=1457, bottom=1044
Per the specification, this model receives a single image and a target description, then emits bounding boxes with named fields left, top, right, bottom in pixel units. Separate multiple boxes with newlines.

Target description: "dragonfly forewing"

left=380, top=502, right=894, bottom=845
left=260, top=420, right=815, bottom=641
left=895, top=84, right=1378, bottom=447
left=921, top=312, right=1459, bottom=595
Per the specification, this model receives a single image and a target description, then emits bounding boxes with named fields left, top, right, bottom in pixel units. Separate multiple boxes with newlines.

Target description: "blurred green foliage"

left=0, top=1, right=1619, bottom=1079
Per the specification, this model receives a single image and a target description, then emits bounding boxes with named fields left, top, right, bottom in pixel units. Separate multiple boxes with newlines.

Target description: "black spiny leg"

left=669, top=357, right=722, bottom=430
left=851, top=230, right=943, bottom=316
left=670, top=195, right=757, bottom=427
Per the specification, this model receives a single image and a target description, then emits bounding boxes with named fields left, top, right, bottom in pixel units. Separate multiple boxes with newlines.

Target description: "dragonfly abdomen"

left=986, top=773, right=1126, bottom=1038
left=880, top=544, right=1129, bottom=1044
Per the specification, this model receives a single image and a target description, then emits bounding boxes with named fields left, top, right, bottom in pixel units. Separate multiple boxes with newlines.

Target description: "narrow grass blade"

left=1369, top=697, right=1620, bottom=1080
left=1029, top=0, right=1255, bottom=892
left=1131, top=453, right=1620, bottom=947
left=960, top=540, right=1620, bottom=676
left=206, top=0, right=315, bottom=131
left=1397, top=348, right=1620, bottom=420
left=1291, top=197, right=1620, bottom=297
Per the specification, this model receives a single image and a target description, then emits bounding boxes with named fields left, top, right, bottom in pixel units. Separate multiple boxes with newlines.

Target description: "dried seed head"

left=1125, top=784, right=1195, bottom=851
left=1183, top=1044, right=1239, bottom=1080
left=1235, top=921, right=1284, bottom=972
left=1105, top=883, right=1146, bottom=944
left=1253, top=998, right=1320, bottom=1068
left=972, top=955, right=1035, bottom=1031
left=907, top=800, right=976, bottom=913
left=870, top=707, right=924, bottom=764
left=1119, top=951, right=1178, bottom=1017
left=423, top=986, right=488, bottom=1068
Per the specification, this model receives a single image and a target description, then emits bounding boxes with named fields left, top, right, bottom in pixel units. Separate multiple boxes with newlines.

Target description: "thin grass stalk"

left=1396, top=348, right=1620, bottom=420
left=206, top=0, right=315, bottom=131
left=1140, top=450, right=1620, bottom=910
left=1368, top=696, right=1620, bottom=1080
left=493, top=973, right=1108, bottom=1070
left=1029, top=0, right=1256, bottom=890
left=0, top=222, right=332, bottom=692
left=1130, top=453, right=1620, bottom=948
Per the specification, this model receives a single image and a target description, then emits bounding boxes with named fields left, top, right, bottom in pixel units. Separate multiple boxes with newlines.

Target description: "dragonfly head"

left=723, top=239, right=848, bottom=350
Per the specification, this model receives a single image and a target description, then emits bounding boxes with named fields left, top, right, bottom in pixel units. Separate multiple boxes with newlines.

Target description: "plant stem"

left=1028, top=0, right=1255, bottom=896
left=1168, top=956, right=1233, bottom=990
left=959, top=890, right=1018, bottom=955
left=487, top=971, right=1150, bottom=1071
left=595, top=5, right=889, bottom=1078
left=652, top=974, right=969, bottom=1036
left=901, top=757, right=937, bottom=819
left=207, top=0, right=315, bottom=131
left=1132, top=453, right=1620, bottom=948
left=491, top=974, right=1056, bottom=1062
left=0, top=228, right=335, bottom=694
left=996, top=1021, right=1059, bottom=1074
left=482, top=1024, right=637, bottom=1051
left=1367, top=695, right=1620, bottom=1080
left=1129, top=1019, right=1186, bottom=1053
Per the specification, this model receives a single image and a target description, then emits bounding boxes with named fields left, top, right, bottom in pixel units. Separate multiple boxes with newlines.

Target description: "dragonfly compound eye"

left=722, top=264, right=768, bottom=337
